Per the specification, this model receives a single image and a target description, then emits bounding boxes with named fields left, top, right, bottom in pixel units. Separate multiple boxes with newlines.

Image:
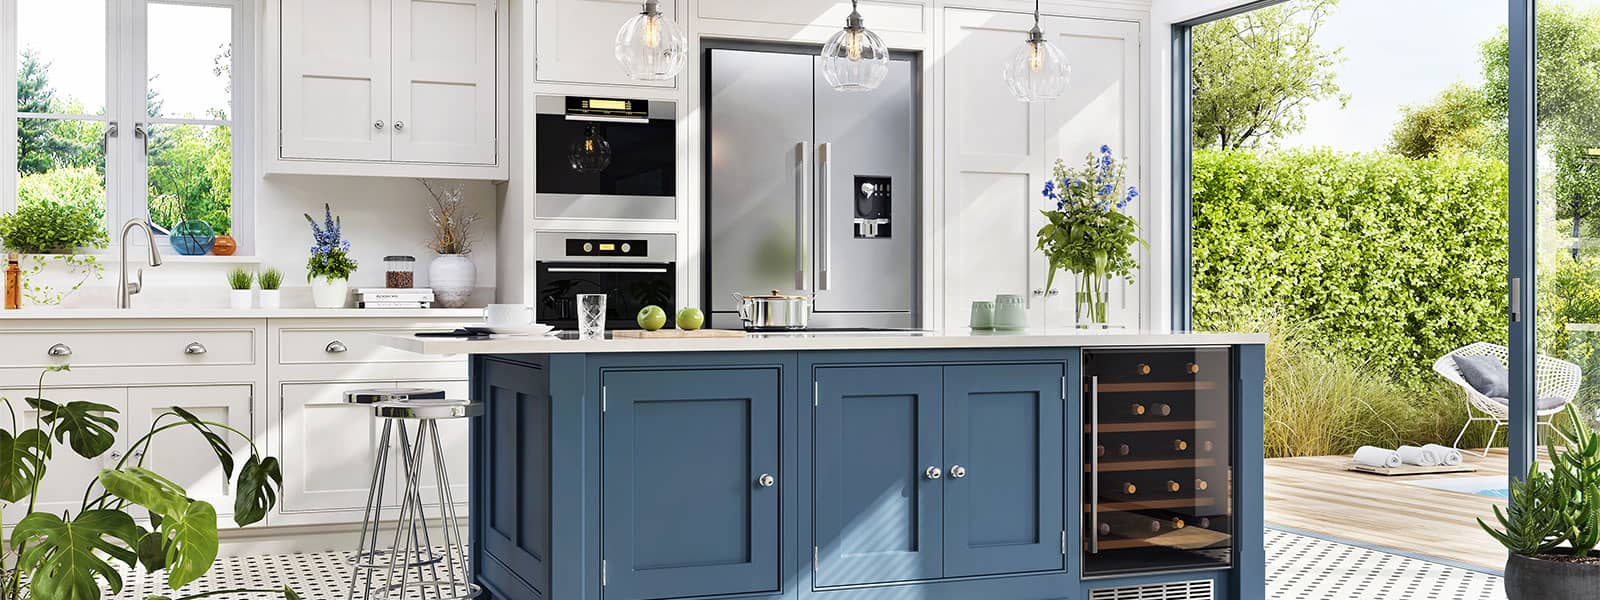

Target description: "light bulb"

left=820, top=1, right=889, bottom=91
left=643, top=14, right=661, bottom=49
left=847, top=31, right=863, bottom=61
left=615, top=0, right=686, bottom=80
left=1029, top=41, right=1044, bottom=72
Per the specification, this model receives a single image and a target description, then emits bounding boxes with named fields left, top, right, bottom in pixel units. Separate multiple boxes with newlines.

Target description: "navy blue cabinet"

left=810, top=359, right=1066, bottom=589
left=601, top=367, right=783, bottom=599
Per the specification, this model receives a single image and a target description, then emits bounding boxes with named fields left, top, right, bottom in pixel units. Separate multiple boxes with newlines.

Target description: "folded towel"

left=1354, top=446, right=1402, bottom=468
left=1397, top=445, right=1441, bottom=467
left=1422, top=443, right=1464, bottom=466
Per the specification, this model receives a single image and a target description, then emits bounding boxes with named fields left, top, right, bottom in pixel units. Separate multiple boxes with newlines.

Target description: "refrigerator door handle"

left=818, top=142, right=833, bottom=291
left=796, top=141, right=810, bottom=291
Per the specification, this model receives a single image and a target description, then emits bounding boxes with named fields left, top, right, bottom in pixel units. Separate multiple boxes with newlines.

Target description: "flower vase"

left=429, top=254, right=476, bottom=308
left=310, top=277, right=350, bottom=308
left=1074, top=274, right=1112, bottom=328
left=171, top=221, right=217, bottom=256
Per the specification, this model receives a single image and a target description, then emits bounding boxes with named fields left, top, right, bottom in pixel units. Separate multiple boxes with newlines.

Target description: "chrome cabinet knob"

left=757, top=473, right=775, bottom=488
left=1047, top=289, right=1061, bottom=297
left=325, top=340, right=349, bottom=354
left=925, top=466, right=942, bottom=480
left=393, top=120, right=406, bottom=132
left=950, top=465, right=967, bottom=479
left=1031, top=288, right=1046, bottom=296
left=184, top=342, right=208, bottom=355
left=46, top=343, right=72, bottom=357
left=374, top=120, right=385, bottom=130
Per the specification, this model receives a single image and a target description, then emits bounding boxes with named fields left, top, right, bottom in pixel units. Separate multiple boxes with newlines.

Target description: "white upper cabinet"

left=537, top=0, right=678, bottom=88
left=697, top=0, right=926, bottom=34
left=272, top=0, right=506, bottom=178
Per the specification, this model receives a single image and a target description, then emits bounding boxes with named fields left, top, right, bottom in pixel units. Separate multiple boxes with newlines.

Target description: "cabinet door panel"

left=392, top=0, right=497, bottom=164
left=280, top=0, right=391, bottom=160
left=126, top=385, right=253, bottom=526
left=603, top=368, right=781, bottom=599
left=812, top=366, right=942, bottom=587
left=943, top=364, right=1065, bottom=577
left=478, top=360, right=551, bottom=591
left=1, top=387, right=126, bottom=527
left=277, top=382, right=393, bottom=516
left=536, top=0, right=677, bottom=88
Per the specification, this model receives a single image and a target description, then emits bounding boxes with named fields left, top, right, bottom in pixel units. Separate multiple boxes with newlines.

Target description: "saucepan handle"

left=731, top=293, right=749, bottom=322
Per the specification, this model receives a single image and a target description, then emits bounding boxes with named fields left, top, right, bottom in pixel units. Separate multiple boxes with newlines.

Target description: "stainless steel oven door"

left=534, top=95, right=677, bottom=220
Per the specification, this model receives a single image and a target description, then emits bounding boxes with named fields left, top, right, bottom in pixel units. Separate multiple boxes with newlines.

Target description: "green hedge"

left=1192, top=148, right=1509, bottom=379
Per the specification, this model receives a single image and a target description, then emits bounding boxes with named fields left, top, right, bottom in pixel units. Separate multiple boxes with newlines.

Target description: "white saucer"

left=476, top=323, right=556, bottom=336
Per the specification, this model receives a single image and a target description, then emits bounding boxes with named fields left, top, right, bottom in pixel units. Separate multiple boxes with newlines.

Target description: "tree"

left=16, top=51, right=68, bottom=176
left=1191, top=0, right=1347, bottom=150
left=1388, top=83, right=1493, bottom=159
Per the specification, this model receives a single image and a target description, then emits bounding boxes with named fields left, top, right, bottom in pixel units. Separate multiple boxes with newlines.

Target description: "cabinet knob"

left=184, top=342, right=208, bottom=355
left=326, top=340, right=349, bottom=354
left=374, top=120, right=385, bottom=130
left=393, top=120, right=406, bottom=132
left=756, top=473, right=775, bottom=488
left=949, top=465, right=967, bottom=479
left=924, top=466, right=942, bottom=480
left=46, top=343, right=72, bottom=357
left=1031, top=288, right=1046, bottom=296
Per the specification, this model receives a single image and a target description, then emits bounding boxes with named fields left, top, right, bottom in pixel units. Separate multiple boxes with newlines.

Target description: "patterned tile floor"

left=108, top=530, right=1506, bottom=599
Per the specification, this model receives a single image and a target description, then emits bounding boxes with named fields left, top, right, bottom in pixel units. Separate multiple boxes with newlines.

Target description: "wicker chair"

left=1433, top=342, right=1581, bottom=457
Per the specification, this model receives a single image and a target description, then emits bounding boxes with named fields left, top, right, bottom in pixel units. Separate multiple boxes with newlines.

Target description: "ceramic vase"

left=258, top=289, right=281, bottom=310
left=211, top=235, right=238, bottom=256
left=229, top=289, right=253, bottom=310
left=429, top=254, right=475, bottom=308
left=310, top=277, right=350, bottom=308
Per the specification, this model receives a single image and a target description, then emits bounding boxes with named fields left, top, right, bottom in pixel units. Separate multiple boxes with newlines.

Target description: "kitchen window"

left=1, top=0, right=254, bottom=254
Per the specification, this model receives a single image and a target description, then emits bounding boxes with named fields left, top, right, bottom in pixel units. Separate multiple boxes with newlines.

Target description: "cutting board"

left=611, top=329, right=748, bottom=339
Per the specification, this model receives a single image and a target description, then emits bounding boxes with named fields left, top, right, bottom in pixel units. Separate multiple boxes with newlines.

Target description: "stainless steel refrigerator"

left=706, top=48, right=919, bottom=329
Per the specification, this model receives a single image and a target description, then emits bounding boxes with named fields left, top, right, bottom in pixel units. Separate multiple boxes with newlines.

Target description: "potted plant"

left=227, top=267, right=254, bottom=309
left=0, top=366, right=297, bottom=599
left=0, top=199, right=109, bottom=306
left=1037, top=145, right=1144, bottom=327
left=421, top=180, right=478, bottom=308
left=304, top=204, right=357, bottom=308
left=258, top=267, right=284, bottom=309
left=1481, top=410, right=1600, bottom=599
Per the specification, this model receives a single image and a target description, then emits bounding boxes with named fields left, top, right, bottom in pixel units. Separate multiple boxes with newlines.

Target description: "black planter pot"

left=1505, top=551, right=1600, bottom=599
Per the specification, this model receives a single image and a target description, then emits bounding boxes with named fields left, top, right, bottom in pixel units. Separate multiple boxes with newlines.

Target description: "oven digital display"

left=565, top=96, right=649, bottom=119
left=566, top=239, right=647, bottom=257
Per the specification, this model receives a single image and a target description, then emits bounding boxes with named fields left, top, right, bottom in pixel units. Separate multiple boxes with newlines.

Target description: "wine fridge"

left=1083, top=348, right=1233, bottom=577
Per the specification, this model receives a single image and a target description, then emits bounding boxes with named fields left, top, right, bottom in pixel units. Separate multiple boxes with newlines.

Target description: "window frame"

left=0, top=0, right=254, bottom=255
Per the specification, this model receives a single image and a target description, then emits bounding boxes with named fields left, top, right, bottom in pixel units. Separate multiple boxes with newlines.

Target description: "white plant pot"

left=229, top=290, right=253, bottom=310
left=310, top=277, right=350, bottom=309
left=429, top=254, right=476, bottom=308
left=258, top=289, right=281, bottom=310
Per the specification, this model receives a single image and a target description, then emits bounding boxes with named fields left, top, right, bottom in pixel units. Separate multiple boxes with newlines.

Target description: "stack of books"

left=356, top=288, right=435, bottom=309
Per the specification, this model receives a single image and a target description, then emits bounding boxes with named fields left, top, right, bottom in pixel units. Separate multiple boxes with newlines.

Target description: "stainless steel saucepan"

left=732, top=289, right=811, bottom=331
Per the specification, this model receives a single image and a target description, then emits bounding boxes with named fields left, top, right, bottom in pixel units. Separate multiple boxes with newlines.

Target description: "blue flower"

left=1100, top=144, right=1111, bottom=154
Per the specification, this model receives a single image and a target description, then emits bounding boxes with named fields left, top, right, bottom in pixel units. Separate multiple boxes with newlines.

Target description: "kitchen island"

left=375, top=330, right=1267, bottom=600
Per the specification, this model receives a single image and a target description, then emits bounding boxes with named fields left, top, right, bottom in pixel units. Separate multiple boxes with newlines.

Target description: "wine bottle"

left=1194, top=478, right=1210, bottom=492
left=1136, top=363, right=1152, bottom=375
left=1096, top=444, right=1106, bottom=458
left=1129, top=403, right=1147, bottom=416
left=1151, top=402, right=1172, bottom=417
left=1098, top=522, right=1112, bottom=536
left=1118, top=443, right=1131, bottom=456
left=1200, top=440, right=1215, bottom=453
left=1197, top=517, right=1212, bottom=529
left=1165, top=480, right=1182, bottom=493
left=1186, top=362, right=1201, bottom=374
left=1172, top=438, right=1189, bottom=452
left=1171, top=517, right=1187, bottom=530
left=1120, top=482, right=1138, bottom=495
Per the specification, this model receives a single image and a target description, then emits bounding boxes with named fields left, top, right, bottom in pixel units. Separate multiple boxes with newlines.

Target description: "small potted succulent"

left=226, top=267, right=254, bottom=309
left=304, top=204, right=357, bottom=308
left=258, top=267, right=284, bottom=309
left=1481, top=410, right=1600, bottom=598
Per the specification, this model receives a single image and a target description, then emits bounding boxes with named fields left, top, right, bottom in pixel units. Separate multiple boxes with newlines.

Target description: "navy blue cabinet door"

left=942, top=364, right=1066, bottom=577
left=601, top=367, right=782, bottom=599
left=812, top=366, right=943, bottom=587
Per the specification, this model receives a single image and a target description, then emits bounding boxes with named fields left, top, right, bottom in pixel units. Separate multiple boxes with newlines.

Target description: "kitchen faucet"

left=117, top=219, right=163, bottom=308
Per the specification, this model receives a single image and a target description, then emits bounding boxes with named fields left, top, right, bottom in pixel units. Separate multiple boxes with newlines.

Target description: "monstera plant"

left=0, top=367, right=297, bottom=600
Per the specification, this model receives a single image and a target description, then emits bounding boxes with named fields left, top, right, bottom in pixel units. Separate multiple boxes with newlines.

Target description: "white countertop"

left=372, top=329, right=1269, bottom=355
left=0, top=308, right=484, bottom=320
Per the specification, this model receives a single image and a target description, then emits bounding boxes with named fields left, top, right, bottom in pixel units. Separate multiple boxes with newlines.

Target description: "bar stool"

left=372, top=397, right=482, bottom=600
left=343, top=387, right=451, bottom=600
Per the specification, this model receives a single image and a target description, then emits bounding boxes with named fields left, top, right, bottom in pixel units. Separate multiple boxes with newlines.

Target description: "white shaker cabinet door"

left=536, top=0, right=678, bottom=88
left=1, top=387, right=128, bottom=528
left=391, top=0, right=498, bottom=165
left=280, top=0, right=392, bottom=161
left=275, top=382, right=396, bottom=523
left=940, top=8, right=1050, bottom=331
left=125, top=385, right=254, bottom=527
left=1042, top=17, right=1142, bottom=330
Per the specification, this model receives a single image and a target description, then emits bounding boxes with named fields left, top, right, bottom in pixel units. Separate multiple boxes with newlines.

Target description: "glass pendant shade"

left=615, top=0, right=687, bottom=81
left=1003, top=26, right=1071, bottom=102
left=569, top=125, right=612, bottom=173
left=820, top=3, right=890, bottom=92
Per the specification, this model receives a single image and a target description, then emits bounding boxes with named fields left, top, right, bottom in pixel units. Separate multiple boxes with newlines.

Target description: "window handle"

left=134, top=122, right=148, bottom=154
left=101, top=121, right=118, bottom=154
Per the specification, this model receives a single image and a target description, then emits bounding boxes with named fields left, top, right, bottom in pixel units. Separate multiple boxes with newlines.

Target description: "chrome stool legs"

left=348, top=420, right=445, bottom=599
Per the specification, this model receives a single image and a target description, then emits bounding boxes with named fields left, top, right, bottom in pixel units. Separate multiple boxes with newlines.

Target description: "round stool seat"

left=373, top=398, right=482, bottom=420
left=344, top=387, right=446, bottom=405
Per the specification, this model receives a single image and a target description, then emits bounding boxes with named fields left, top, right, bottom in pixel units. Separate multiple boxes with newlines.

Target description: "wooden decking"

left=1265, top=450, right=1518, bottom=571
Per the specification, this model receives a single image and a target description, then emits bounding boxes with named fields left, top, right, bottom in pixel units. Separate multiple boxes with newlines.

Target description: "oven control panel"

left=565, top=238, right=649, bottom=257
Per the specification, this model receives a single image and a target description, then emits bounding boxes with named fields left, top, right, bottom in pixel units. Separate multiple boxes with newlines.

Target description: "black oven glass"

left=536, top=262, right=676, bottom=330
left=535, top=115, right=676, bottom=197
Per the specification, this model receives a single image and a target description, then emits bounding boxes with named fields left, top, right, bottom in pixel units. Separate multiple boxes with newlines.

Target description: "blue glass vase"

left=171, top=220, right=216, bottom=256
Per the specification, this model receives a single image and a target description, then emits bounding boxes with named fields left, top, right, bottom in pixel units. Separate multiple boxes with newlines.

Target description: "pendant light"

left=569, top=125, right=612, bottom=174
left=1002, top=0, right=1070, bottom=102
left=615, top=0, right=687, bottom=81
left=820, top=0, right=890, bottom=92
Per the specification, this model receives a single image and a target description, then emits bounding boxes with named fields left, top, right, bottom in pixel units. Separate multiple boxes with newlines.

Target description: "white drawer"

left=0, top=329, right=256, bottom=369
left=277, top=329, right=456, bottom=365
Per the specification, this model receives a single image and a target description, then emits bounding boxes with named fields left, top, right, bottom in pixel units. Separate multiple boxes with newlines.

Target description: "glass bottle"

left=5, top=254, right=19, bottom=309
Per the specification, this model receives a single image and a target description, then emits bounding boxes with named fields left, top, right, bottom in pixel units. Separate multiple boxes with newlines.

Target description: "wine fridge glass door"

left=1082, top=348, right=1234, bottom=578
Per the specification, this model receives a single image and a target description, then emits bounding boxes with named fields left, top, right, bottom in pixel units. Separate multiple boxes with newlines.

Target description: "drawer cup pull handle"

left=46, top=343, right=72, bottom=357
left=326, top=341, right=349, bottom=354
left=950, top=465, right=966, bottom=479
left=757, top=474, right=775, bottom=488
left=184, top=342, right=208, bottom=355
left=925, top=466, right=942, bottom=480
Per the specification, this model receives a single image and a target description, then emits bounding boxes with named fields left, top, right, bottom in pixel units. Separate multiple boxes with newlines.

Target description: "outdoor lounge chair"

left=1433, top=342, right=1580, bottom=457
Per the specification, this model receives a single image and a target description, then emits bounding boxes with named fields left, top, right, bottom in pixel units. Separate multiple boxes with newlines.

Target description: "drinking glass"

left=578, top=294, right=607, bottom=340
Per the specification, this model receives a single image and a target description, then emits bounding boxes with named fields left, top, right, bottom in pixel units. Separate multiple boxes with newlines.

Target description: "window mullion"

left=1, top=0, right=17, bottom=214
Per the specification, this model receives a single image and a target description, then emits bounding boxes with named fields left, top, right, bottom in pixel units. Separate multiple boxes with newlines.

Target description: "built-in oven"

left=535, top=96, right=677, bottom=220
left=534, top=232, right=676, bottom=331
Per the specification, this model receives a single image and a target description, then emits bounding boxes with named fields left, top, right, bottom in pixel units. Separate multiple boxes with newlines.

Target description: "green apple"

left=676, top=307, right=706, bottom=331
left=637, top=305, right=668, bottom=331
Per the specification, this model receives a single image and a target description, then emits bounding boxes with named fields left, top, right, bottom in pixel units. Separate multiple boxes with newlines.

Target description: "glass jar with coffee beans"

left=385, top=255, right=416, bottom=288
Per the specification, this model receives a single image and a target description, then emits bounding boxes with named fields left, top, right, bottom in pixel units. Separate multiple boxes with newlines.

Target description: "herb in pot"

left=258, top=267, right=283, bottom=291
left=0, top=200, right=110, bottom=305
left=227, top=267, right=255, bottom=290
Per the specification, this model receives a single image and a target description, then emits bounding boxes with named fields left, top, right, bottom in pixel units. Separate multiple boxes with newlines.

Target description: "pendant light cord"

left=1034, top=0, right=1041, bottom=24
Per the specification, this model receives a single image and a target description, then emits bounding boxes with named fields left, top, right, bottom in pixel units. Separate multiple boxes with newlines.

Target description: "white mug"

left=484, top=304, right=535, bottom=327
